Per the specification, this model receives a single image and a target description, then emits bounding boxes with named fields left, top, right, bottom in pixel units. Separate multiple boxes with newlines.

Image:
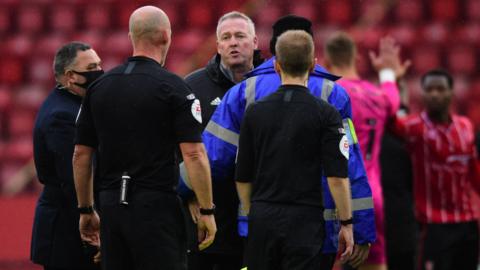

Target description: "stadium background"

left=0, top=0, right=479, bottom=269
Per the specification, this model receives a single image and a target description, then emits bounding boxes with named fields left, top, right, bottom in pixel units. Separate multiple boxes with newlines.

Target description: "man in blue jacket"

left=31, top=42, right=103, bottom=270
left=180, top=15, right=376, bottom=269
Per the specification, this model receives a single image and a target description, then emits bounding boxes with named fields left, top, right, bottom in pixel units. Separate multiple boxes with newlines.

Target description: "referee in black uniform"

left=73, top=6, right=216, bottom=270
left=235, top=30, right=354, bottom=270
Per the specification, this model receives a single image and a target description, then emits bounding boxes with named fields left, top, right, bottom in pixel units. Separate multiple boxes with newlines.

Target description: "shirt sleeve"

left=380, top=81, right=401, bottom=117
left=235, top=106, right=255, bottom=182
left=169, top=79, right=203, bottom=143
left=74, top=89, right=98, bottom=148
left=321, top=106, right=349, bottom=178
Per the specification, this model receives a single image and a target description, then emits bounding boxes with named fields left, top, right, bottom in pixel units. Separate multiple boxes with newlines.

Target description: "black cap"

left=270, top=15, right=314, bottom=55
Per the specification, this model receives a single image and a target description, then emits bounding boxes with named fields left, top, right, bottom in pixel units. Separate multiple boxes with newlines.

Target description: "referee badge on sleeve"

left=191, top=99, right=202, bottom=124
left=339, top=135, right=349, bottom=160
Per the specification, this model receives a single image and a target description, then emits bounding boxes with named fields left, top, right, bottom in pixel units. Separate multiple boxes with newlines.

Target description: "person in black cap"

left=269, top=15, right=314, bottom=55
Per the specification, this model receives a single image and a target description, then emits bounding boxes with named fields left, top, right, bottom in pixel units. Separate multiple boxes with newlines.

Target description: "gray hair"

left=216, top=11, right=255, bottom=39
left=53, top=41, right=91, bottom=79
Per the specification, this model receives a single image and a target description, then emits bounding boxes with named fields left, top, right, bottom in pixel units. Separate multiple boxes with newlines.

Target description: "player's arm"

left=172, top=80, right=216, bottom=250
left=177, top=81, right=249, bottom=199
left=73, top=90, right=100, bottom=247
left=370, top=36, right=411, bottom=115
left=235, top=107, right=255, bottom=215
left=328, top=84, right=376, bottom=248
left=322, top=106, right=353, bottom=261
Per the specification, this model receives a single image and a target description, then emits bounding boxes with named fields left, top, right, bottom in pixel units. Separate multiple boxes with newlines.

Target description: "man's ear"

left=274, top=60, right=281, bottom=74
left=64, top=70, right=76, bottom=87
left=310, top=58, right=316, bottom=73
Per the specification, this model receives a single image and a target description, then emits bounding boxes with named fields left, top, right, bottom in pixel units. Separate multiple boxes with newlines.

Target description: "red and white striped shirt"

left=394, top=111, right=480, bottom=224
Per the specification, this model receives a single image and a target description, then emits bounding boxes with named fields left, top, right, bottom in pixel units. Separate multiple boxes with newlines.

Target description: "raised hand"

left=369, top=36, right=411, bottom=78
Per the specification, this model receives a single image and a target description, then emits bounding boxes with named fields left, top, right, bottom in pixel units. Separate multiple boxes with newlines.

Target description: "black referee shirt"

left=75, top=56, right=203, bottom=192
left=235, top=84, right=348, bottom=208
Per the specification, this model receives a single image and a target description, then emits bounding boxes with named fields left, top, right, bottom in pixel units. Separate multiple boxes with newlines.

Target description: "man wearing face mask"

left=31, top=41, right=103, bottom=270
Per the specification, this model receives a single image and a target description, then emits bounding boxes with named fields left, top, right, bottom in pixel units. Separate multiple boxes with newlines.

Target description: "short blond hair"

left=275, top=30, right=314, bottom=77
left=216, top=11, right=255, bottom=39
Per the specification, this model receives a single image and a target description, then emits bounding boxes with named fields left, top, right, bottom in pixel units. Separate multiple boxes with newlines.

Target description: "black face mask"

left=72, top=70, right=104, bottom=89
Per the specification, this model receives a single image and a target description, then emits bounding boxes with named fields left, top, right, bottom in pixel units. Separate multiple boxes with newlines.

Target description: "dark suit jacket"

left=31, top=86, right=97, bottom=269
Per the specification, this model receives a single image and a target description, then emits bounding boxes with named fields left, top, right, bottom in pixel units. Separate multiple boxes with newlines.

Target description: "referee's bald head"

left=129, top=6, right=171, bottom=46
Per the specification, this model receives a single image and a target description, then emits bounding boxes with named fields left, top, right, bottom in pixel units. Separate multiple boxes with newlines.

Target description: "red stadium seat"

left=447, top=46, right=476, bottom=76
left=37, top=34, right=68, bottom=57
left=254, top=3, right=282, bottom=29
left=218, top=1, right=244, bottom=15
left=160, top=5, right=179, bottom=30
left=0, top=58, right=23, bottom=85
left=165, top=52, right=189, bottom=75
left=186, top=2, right=214, bottom=29
left=255, top=26, right=272, bottom=56
left=467, top=0, right=480, bottom=21
left=84, top=4, right=111, bottom=32
left=289, top=0, right=318, bottom=23
left=5, top=34, right=33, bottom=59
left=324, top=0, right=353, bottom=25
left=350, top=25, right=384, bottom=50
left=411, top=46, right=441, bottom=75
left=72, top=30, right=103, bottom=52
left=17, top=5, right=44, bottom=34
left=421, top=22, right=449, bottom=45
left=13, top=84, right=47, bottom=111
left=453, top=23, right=480, bottom=46
left=28, top=56, right=54, bottom=85
left=394, top=0, right=423, bottom=23
left=104, top=31, right=131, bottom=57
left=430, top=0, right=459, bottom=22
left=0, top=85, right=13, bottom=113
left=388, top=24, right=417, bottom=48
left=116, top=3, right=137, bottom=29
left=50, top=5, right=76, bottom=33
left=2, top=139, right=33, bottom=164
left=7, top=110, right=35, bottom=139
left=0, top=6, right=11, bottom=34
left=173, top=30, right=206, bottom=54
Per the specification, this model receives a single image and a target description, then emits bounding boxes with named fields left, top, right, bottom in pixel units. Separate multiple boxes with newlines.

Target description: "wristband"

left=200, top=204, right=216, bottom=215
left=340, top=218, right=353, bottom=226
left=379, top=68, right=396, bottom=83
left=78, top=205, right=94, bottom=214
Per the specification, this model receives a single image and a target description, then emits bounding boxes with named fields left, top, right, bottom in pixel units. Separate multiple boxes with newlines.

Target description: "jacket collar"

left=205, top=50, right=265, bottom=86
left=245, top=57, right=341, bottom=82
left=55, top=84, right=83, bottom=102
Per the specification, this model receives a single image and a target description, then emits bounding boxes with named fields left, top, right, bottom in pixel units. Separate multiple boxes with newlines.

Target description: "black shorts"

left=417, top=221, right=479, bottom=270
left=246, top=203, right=325, bottom=270
left=99, top=188, right=187, bottom=270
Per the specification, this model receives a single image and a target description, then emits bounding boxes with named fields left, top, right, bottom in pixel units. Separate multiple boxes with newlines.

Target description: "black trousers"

left=99, top=189, right=187, bottom=270
left=246, top=203, right=326, bottom=270
left=187, top=252, right=243, bottom=270
left=417, top=221, right=479, bottom=270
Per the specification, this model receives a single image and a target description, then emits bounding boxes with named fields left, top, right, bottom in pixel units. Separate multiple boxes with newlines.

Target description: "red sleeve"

left=469, top=147, right=480, bottom=195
